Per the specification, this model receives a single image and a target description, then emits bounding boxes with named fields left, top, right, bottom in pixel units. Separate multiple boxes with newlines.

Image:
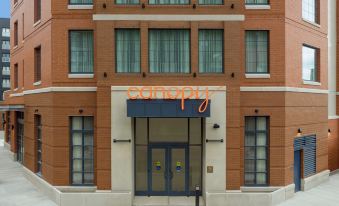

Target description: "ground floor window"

left=35, top=115, right=42, bottom=175
left=16, top=112, right=24, bottom=164
left=70, top=116, right=94, bottom=185
left=135, top=118, right=202, bottom=196
left=244, top=116, right=269, bottom=186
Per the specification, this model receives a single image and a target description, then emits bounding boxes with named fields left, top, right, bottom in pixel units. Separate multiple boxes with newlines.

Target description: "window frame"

left=198, top=29, right=224, bottom=74
left=245, top=0, right=269, bottom=5
left=70, top=116, right=95, bottom=186
left=1, top=40, right=10, bottom=50
left=244, top=116, right=270, bottom=186
left=198, top=0, right=224, bottom=5
left=14, top=63, right=18, bottom=89
left=68, top=30, right=94, bottom=74
left=115, top=28, right=141, bottom=73
left=148, top=0, right=190, bottom=5
left=2, top=28, right=10, bottom=37
left=148, top=29, right=191, bottom=74
left=34, top=0, right=41, bottom=23
left=34, top=46, right=42, bottom=83
left=69, top=0, right=93, bottom=5
left=35, top=115, right=42, bottom=176
left=302, top=0, right=320, bottom=24
left=245, top=30, right=270, bottom=74
left=115, top=0, right=140, bottom=5
left=14, top=21, right=18, bottom=46
left=302, top=44, right=319, bottom=82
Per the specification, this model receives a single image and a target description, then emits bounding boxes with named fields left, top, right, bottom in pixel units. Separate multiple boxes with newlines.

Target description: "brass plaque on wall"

left=207, top=166, right=214, bottom=173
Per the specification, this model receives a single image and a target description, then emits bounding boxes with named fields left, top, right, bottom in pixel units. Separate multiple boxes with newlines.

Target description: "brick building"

left=0, top=0, right=337, bottom=206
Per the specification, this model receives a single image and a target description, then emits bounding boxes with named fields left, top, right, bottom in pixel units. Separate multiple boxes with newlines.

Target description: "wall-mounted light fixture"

left=328, top=129, right=331, bottom=133
left=142, top=72, right=146, bottom=78
left=255, top=109, right=259, bottom=114
left=103, top=72, right=107, bottom=78
left=297, top=128, right=302, bottom=134
left=102, top=3, right=107, bottom=8
left=231, top=4, right=235, bottom=9
left=193, top=4, right=196, bottom=9
left=79, top=109, right=84, bottom=114
left=142, top=3, right=146, bottom=9
left=213, top=124, right=220, bottom=129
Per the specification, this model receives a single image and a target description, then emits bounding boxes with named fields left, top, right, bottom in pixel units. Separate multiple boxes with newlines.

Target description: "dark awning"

left=0, top=105, right=25, bottom=112
left=127, top=99, right=210, bottom=117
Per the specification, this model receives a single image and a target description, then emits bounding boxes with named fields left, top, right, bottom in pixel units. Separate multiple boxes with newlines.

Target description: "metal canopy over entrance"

left=134, top=118, right=203, bottom=196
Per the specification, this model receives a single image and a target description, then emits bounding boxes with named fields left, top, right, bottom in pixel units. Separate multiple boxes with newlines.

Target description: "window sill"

left=68, top=74, right=94, bottom=79
left=33, top=20, right=41, bottom=28
left=303, top=81, right=321, bottom=86
left=245, top=5, right=271, bottom=10
left=68, top=4, right=93, bottom=10
left=245, top=73, right=270, bottom=79
left=302, top=18, right=321, bottom=28
left=33, top=81, right=42, bottom=86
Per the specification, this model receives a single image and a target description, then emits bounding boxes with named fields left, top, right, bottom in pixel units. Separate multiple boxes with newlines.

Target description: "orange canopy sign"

left=127, top=86, right=209, bottom=113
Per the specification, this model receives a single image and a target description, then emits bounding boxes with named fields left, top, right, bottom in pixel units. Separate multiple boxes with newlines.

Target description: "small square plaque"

left=207, top=166, right=213, bottom=173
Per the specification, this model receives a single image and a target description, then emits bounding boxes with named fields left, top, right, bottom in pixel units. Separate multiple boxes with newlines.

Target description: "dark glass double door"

left=149, top=144, right=188, bottom=196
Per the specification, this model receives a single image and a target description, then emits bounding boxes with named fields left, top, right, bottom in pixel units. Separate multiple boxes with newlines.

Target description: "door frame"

left=148, top=143, right=189, bottom=196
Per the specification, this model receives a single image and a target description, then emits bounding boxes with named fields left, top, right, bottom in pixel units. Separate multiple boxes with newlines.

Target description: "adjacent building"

left=0, top=0, right=338, bottom=206
left=0, top=18, right=10, bottom=101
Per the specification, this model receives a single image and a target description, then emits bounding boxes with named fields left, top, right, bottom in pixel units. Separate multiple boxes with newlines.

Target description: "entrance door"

left=149, top=145, right=188, bottom=196
left=294, top=150, right=301, bottom=192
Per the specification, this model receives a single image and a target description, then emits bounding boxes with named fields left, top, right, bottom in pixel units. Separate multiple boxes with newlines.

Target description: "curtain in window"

left=70, top=0, right=93, bottom=4
left=70, top=31, right=94, bottom=73
left=245, top=0, right=268, bottom=4
left=149, top=29, right=190, bottom=73
left=199, top=30, right=223, bottom=73
left=199, top=0, right=223, bottom=4
left=116, top=0, right=139, bottom=4
left=116, top=29, right=140, bottom=73
left=246, top=31, right=268, bottom=73
left=149, top=0, right=189, bottom=5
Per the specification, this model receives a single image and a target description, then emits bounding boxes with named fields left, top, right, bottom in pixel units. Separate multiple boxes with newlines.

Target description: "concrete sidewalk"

left=0, top=134, right=56, bottom=206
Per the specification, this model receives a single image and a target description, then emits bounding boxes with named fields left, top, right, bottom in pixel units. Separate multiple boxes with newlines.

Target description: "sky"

left=0, top=0, right=10, bottom=18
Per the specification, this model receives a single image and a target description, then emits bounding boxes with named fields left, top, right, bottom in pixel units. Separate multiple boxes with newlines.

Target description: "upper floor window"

left=2, top=79, right=10, bottom=88
left=14, top=21, right=18, bottom=46
left=302, top=45, right=319, bottom=82
left=69, top=30, right=94, bottom=74
left=149, top=0, right=189, bottom=5
left=245, top=0, right=269, bottom=5
left=245, top=30, right=269, bottom=74
left=69, top=0, right=93, bottom=5
left=70, top=116, right=94, bottom=185
left=116, top=29, right=140, bottom=73
left=116, top=0, right=139, bottom=4
left=149, top=29, right=190, bottom=73
left=2, top=67, right=10, bottom=76
left=302, top=0, right=319, bottom=24
left=34, top=0, right=41, bottom=23
left=244, top=116, right=269, bottom=186
left=2, top=40, right=10, bottom=50
left=2, top=28, right=10, bottom=37
left=199, top=0, right=223, bottom=4
left=199, top=29, right=223, bottom=73
left=14, top=63, right=18, bottom=89
left=34, top=46, right=41, bottom=82
left=2, top=54, right=10, bottom=63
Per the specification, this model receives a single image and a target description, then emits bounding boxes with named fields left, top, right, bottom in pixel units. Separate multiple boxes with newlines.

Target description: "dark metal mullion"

left=186, top=118, right=190, bottom=196
left=81, top=117, right=85, bottom=184
left=254, top=117, right=257, bottom=185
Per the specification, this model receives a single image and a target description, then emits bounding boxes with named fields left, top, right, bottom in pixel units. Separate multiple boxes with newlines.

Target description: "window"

left=115, top=29, right=140, bottom=73
left=199, top=0, right=223, bottom=4
left=69, top=31, right=94, bottom=74
left=2, top=54, right=10, bottom=62
left=149, top=0, right=189, bottom=5
left=302, top=0, right=319, bottom=23
left=2, top=40, right=10, bottom=50
left=149, top=29, right=190, bottom=73
left=34, top=0, right=41, bottom=23
left=34, top=46, right=41, bottom=82
left=116, top=0, right=139, bottom=4
left=2, top=79, right=10, bottom=88
left=71, top=116, right=94, bottom=185
left=245, top=31, right=269, bottom=73
left=69, top=0, right=93, bottom=5
left=244, top=117, right=269, bottom=186
left=14, top=64, right=18, bottom=88
left=2, top=28, right=10, bottom=37
left=245, top=0, right=269, bottom=5
left=2, top=67, right=10, bottom=75
left=302, top=45, right=318, bottom=82
left=199, top=30, right=223, bottom=73
left=35, top=115, right=42, bottom=175
left=14, top=21, right=18, bottom=46
left=14, top=0, right=18, bottom=4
